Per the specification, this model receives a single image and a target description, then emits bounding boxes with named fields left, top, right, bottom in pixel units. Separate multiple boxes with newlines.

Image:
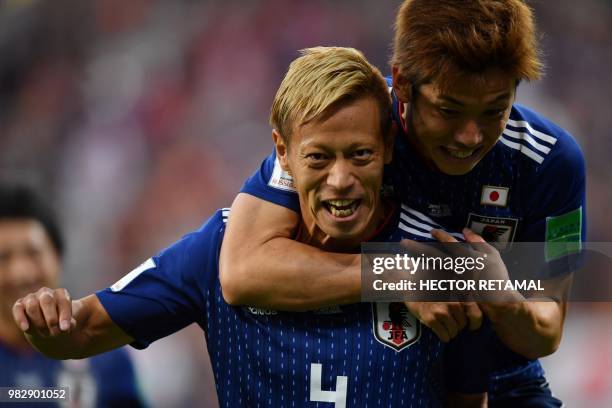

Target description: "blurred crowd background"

left=0, top=0, right=610, bottom=406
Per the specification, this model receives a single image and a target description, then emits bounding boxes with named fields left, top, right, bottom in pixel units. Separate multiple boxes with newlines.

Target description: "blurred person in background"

left=0, top=184, right=145, bottom=407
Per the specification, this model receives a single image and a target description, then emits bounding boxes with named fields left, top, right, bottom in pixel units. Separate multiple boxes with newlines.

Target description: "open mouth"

left=441, top=146, right=482, bottom=160
left=323, top=199, right=361, bottom=218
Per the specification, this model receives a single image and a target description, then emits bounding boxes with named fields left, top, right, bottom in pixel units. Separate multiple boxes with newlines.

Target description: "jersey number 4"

left=309, top=363, right=347, bottom=407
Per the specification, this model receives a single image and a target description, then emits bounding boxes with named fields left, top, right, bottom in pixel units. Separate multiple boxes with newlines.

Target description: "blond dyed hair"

left=270, top=47, right=391, bottom=144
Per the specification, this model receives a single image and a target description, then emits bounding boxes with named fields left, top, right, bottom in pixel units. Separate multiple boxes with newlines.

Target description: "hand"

left=404, top=301, right=483, bottom=342
left=433, top=228, right=517, bottom=294
left=12, top=287, right=77, bottom=338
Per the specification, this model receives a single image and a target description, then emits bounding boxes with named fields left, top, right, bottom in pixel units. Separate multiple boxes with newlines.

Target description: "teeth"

left=447, top=149, right=474, bottom=159
left=330, top=206, right=355, bottom=217
left=328, top=199, right=355, bottom=207
left=326, top=199, right=359, bottom=218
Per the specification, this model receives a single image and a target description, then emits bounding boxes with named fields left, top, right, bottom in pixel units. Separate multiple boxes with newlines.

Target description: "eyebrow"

left=438, top=92, right=513, bottom=106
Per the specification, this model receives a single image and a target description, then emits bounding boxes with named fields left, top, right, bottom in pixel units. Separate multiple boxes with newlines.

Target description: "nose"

left=326, top=159, right=355, bottom=192
left=454, top=119, right=483, bottom=148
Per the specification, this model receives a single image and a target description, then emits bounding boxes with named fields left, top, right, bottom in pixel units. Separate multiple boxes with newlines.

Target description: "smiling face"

left=275, top=96, right=392, bottom=248
left=394, top=68, right=516, bottom=175
left=0, top=219, right=61, bottom=322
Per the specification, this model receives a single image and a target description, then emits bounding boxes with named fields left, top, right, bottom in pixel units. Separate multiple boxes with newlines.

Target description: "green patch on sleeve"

left=545, top=207, right=583, bottom=261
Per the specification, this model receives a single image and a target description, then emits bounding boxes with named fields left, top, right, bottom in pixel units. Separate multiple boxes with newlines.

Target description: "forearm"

left=220, top=193, right=362, bottom=311
left=480, top=300, right=565, bottom=359
left=480, top=273, right=571, bottom=359
left=222, top=236, right=361, bottom=310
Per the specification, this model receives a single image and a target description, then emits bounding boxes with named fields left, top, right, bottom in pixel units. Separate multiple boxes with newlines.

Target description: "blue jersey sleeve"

left=96, top=211, right=225, bottom=349
left=518, top=124, right=586, bottom=276
left=90, top=348, right=146, bottom=407
left=239, top=150, right=300, bottom=212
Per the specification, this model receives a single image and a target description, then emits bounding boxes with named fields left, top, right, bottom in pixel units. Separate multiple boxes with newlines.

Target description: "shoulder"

left=145, top=208, right=229, bottom=287
left=157, top=208, right=229, bottom=261
left=499, top=104, right=584, bottom=175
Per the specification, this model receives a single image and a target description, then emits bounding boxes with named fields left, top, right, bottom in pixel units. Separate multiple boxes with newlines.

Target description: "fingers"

left=430, top=230, right=473, bottom=259
left=462, top=228, right=498, bottom=256
left=462, top=228, right=486, bottom=243
left=408, top=302, right=465, bottom=342
left=431, top=229, right=458, bottom=243
left=12, top=287, right=73, bottom=337
left=55, top=288, right=73, bottom=332
left=448, top=303, right=467, bottom=332
left=38, top=289, right=61, bottom=336
left=23, top=293, right=48, bottom=335
left=12, top=300, right=29, bottom=332
left=463, top=302, right=483, bottom=330
left=436, top=304, right=462, bottom=341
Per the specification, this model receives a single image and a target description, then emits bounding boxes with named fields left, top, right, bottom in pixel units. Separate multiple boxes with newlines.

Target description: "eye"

left=438, top=107, right=460, bottom=117
left=352, top=149, right=373, bottom=162
left=25, top=247, right=42, bottom=260
left=483, top=108, right=506, bottom=118
left=306, top=152, right=327, bottom=161
left=304, top=152, right=329, bottom=167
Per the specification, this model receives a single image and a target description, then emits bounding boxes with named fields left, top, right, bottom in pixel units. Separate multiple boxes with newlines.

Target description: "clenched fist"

left=12, top=287, right=78, bottom=337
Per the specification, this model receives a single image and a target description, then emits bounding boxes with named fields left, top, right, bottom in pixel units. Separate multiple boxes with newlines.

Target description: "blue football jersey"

left=0, top=341, right=143, bottom=408
left=96, top=209, right=492, bottom=408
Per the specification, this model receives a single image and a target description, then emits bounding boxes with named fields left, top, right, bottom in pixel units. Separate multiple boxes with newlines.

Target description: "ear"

left=392, top=65, right=411, bottom=103
left=272, top=129, right=290, bottom=171
left=384, top=123, right=396, bottom=164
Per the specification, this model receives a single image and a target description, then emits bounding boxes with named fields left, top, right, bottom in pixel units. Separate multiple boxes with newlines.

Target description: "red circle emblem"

left=489, top=191, right=500, bottom=201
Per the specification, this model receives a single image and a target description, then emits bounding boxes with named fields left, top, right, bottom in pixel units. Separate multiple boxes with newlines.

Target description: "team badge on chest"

left=466, top=213, right=518, bottom=250
left=372, top=302, right=420, bottom=351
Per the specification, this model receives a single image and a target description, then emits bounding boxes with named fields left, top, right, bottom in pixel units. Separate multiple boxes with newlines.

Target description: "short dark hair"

left=0, top=184, right=64, bottom=257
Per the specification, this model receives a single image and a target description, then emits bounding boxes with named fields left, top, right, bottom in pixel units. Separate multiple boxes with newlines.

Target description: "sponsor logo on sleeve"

left=545, top=207, right=583, bottom=261
left=466, top=213, right=518, bottom=250
left=372, top=302, right=420, bottom=352
left=480, top=185, right=509, bottom=207
left=268, top=157, right=296, bottom=192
